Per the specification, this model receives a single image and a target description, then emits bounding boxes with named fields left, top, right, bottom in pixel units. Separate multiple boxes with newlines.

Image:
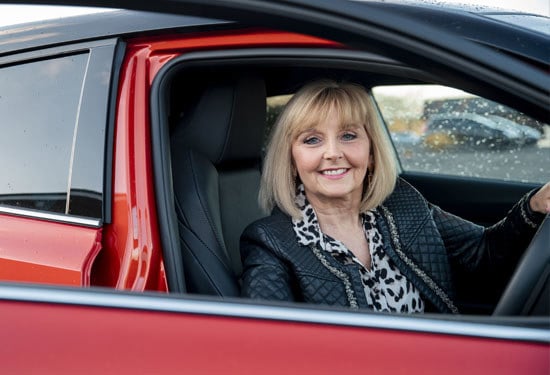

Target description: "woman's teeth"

left=322, top=168, right=347, bottom=175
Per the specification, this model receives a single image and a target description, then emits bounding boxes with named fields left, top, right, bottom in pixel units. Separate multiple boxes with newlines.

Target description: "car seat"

left=170, top=75, right=267, bottom=296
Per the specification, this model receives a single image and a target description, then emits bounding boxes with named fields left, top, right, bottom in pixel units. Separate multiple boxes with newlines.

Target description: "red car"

left=0, top=1, right=548, bottom=373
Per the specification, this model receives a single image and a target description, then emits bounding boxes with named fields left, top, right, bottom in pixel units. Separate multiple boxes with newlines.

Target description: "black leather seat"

left=170, top=76, right=267, bottom=296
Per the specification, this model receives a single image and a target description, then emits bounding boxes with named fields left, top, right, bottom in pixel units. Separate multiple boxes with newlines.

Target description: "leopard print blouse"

left=292, top=185, right=424, bottom=313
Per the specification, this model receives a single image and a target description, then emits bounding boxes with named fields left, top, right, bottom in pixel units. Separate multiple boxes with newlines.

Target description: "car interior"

left=153, top=51, right=549, bottom=317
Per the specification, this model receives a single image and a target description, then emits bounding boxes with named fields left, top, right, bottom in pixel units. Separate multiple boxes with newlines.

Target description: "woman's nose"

left=323, top=139, right=343, bottom=159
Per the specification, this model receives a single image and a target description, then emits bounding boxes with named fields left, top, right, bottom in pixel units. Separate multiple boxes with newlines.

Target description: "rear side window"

left=0, top=54, right=87, bottom=215
left=0, top=45, right=113, bottom=223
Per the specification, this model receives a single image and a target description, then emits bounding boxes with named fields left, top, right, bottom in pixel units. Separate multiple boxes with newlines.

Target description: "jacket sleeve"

left=240, top=222, right=296, bottom=301
left=431, top=189, right=545, bottom=275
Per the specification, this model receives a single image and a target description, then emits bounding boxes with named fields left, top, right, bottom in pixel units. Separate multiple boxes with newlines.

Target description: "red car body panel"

left=97, top=30, right=338, bottom=292
left=0, top=215, right=101, bottom=286
left=1, top=298, right=548, bottom=374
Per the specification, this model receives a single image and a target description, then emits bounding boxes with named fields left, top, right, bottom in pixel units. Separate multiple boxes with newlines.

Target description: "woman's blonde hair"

left=260, top=80, right=397, bottom=218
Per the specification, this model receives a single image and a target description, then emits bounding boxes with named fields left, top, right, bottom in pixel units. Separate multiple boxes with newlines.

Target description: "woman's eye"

left=304, top=136, right=320, bottom=145
left=341, top=132, right=357, bottom=141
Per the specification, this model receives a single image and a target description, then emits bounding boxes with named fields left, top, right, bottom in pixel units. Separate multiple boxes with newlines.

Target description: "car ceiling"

left=169, top=60, right=428, bottom=98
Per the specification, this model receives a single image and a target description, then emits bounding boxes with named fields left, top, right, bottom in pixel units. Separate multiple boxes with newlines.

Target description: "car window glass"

left=372, top=84, right=550, bottom=184
left=0, top=53, right=88, bottom=215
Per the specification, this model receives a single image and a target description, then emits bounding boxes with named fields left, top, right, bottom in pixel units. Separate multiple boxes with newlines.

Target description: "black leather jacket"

left=240, top=179, right=543, bottom=313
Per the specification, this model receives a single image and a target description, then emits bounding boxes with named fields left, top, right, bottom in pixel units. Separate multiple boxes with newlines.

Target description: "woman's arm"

left=240, top=223, right=297, bottom=301
left=432, top=186, right=547, bottom=274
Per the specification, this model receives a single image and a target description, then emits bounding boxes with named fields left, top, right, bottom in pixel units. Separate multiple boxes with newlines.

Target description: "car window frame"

left=151, top=44, right=547, bottom=323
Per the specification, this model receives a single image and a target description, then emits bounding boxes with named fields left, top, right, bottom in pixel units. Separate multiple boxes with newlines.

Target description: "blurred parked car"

left=424, top=113, right=540, bottom=149
left=488, top=115, right=542, bottom=144
left=0, top=1, right=548, bottom=373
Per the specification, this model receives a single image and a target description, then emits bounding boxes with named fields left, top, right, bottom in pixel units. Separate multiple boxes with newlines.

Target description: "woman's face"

left=291, top=109, right=371, bottom=209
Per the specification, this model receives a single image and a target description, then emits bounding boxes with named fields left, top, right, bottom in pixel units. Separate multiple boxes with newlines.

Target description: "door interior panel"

left=401, top=171, right=540, bottom=227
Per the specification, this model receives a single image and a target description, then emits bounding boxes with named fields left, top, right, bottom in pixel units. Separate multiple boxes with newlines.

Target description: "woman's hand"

left=530, top=182, right=550, bottom=214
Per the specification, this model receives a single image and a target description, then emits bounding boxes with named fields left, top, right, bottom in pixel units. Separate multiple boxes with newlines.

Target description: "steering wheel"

left=493, top=214, right=550, bottom=316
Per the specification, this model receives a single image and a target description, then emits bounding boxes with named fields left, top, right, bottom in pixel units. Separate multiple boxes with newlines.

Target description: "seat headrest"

left=172, top=76, right=266, bottom=165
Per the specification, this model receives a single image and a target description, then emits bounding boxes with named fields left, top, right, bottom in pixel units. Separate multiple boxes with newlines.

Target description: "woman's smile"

left=320, top=168, right=349, bottom=177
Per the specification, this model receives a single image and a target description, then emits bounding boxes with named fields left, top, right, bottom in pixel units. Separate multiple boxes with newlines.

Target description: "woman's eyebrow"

left=296, top=127, right=318, bottom=136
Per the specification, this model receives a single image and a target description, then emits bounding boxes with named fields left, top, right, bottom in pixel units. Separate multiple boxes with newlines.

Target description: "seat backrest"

left=170, top=75, right=267, bottom=296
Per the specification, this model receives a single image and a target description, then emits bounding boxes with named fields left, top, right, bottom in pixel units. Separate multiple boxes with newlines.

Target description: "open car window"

left=155, top=43, right=548, bottom=317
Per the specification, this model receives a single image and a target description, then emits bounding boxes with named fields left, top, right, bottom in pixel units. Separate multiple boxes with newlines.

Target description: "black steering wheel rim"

left=493, top=214, right=550, bottom=316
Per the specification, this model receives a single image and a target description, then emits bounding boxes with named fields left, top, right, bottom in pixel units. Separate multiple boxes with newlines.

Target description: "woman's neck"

left=307, top=194, right=370, bottom=268
left=310, top=201, right=362, bottom=235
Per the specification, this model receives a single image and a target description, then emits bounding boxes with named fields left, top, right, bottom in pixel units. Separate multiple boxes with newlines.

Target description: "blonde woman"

left=240, top=80, right=550, bottom=313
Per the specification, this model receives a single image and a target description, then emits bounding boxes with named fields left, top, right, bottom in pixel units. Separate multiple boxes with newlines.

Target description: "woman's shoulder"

left=384, top=177, right=428, bottom=206
left=242, top=207, right=293, bottom=238
left=380, top=177, right=431, bottom=225
left=241, top=207, right=300, bottom=258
